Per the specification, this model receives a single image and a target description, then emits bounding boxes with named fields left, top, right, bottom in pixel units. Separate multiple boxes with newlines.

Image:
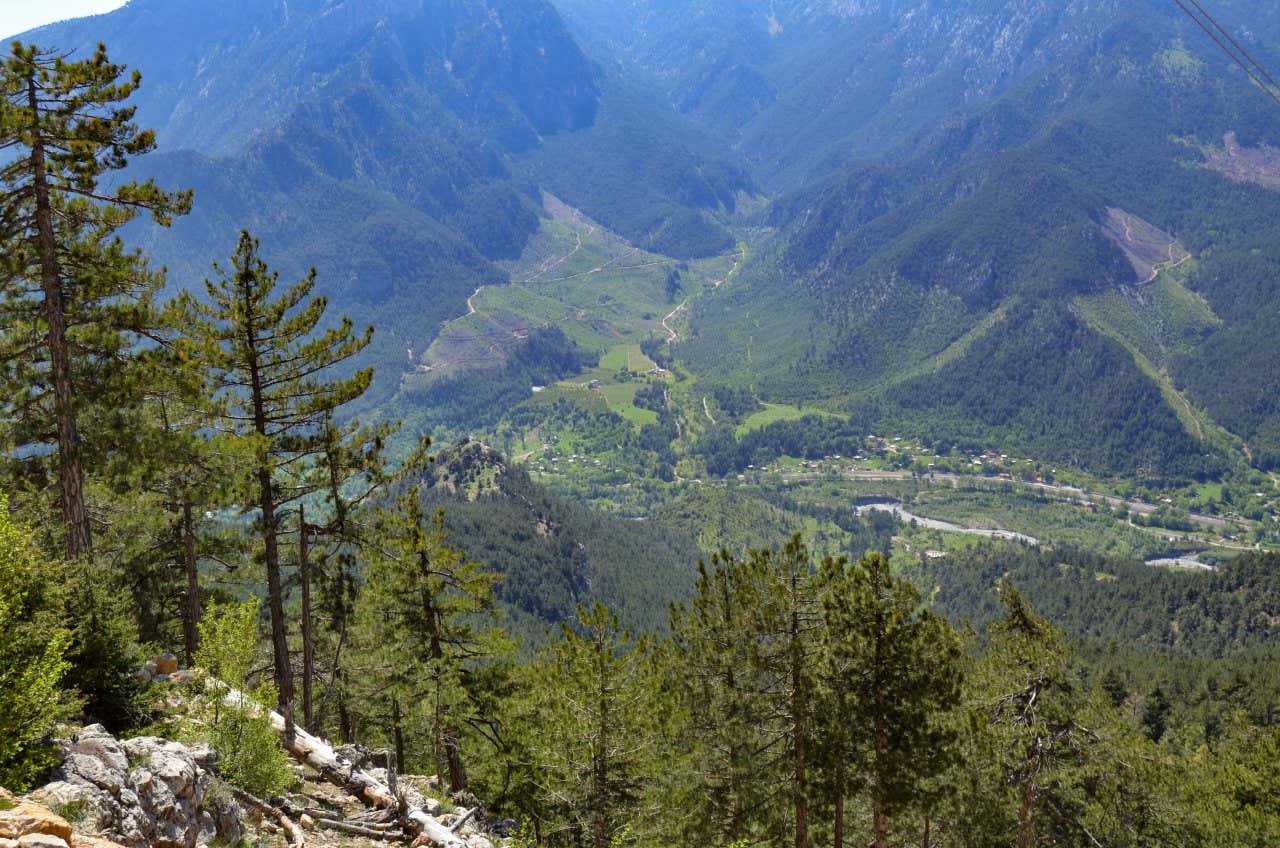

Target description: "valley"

left=8, top=2, right=1280, bottom=846
left=400, top=209, right=1280, bottom=570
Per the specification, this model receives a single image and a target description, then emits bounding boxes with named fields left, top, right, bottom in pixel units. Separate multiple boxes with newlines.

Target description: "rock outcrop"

left=0, top=788, right=126, bottom=848
left=28, top=726, right=243, bottom=848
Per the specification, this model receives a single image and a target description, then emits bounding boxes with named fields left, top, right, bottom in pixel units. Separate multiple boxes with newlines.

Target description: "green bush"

left=193, top=602, right=293, bottom=797
left=0, top=495, right=78, bottom=790
left=62, top=562, right=153, bottom=732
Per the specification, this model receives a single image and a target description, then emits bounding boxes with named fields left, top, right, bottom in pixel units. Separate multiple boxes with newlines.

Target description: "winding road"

left=661, top=249, right=746, bottom=344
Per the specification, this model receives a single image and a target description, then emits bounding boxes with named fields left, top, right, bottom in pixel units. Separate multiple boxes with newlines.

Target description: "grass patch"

left=736, top=403, right=835, bottom=436
left=598, top=344, right=659, bottom=374
left=51, top=798, right=89, bottom=825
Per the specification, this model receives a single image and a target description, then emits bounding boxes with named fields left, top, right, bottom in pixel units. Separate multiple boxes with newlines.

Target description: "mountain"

left=24, top=0, right=750, bottom=402
left=26, top=0, right=1280, bottom=481
left=665, top=0, right=1280, bottom=479
left=554, top=0, right=1192, bottom=189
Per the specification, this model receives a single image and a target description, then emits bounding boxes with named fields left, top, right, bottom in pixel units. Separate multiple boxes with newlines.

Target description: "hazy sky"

left=0, top=0, right=126, bottom=40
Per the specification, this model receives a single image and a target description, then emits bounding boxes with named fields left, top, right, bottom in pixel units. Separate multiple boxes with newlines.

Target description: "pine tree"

left=816, top=551, right=963, bottom=848
left=0, top=42, right=190, bottom=559
left=180, top=231, right=373, bottom=719
left=979, top=587, right=1089, bottom=848
left=753, top=536, right=820, bottom=848
left=299, top=411, right=426, bottom=734
left=671, top=536, right=819, bottom=848
left=526, top=603, right=666, bottom=848
left=96, top=324, right=247, bottom=662
left=670, top=550, right=780, bottom=845
left=352, top=491, right=501, bottom=786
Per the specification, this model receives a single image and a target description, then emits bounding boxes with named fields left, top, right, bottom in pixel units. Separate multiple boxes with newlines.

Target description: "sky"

left=0, top=0, right=126, bottom=40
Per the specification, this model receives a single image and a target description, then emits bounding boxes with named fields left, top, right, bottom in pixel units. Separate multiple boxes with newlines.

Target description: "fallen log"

left=312, top=818, right=405, bottom=841
left=449, top=808, right=479, bottom=834
left=232, top=788, right=305, bottom=848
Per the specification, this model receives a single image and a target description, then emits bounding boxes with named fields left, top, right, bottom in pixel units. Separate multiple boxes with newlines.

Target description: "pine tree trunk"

left=1017, top=781, right=1036, bottom=848
left=790, top=579, right=808, bottom=848
left=392, top=697, right=406, bottom=780
left=246, top=328, right=293, bottom=720
left=593, top=678, right=609, bottom=848
left=181, top=498, right=201, bottom=663
left=433, top=693, right=446, bottom=793
left=338, top=685, right=355, bottom=745
left=445, top=728, right=467, bottom=793
left=26, top=74, right=91, bottom=560
left=833, top=752, right=845, bottom=848
left=873, top=714, right=888, bottom=848
left=300, top=506, right=314, bottom=732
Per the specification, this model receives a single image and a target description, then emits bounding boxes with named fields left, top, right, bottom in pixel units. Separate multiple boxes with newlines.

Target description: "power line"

left=1172, top=0, right=1280, bottom=106
left=1185, top=0, right=1280, bottom=92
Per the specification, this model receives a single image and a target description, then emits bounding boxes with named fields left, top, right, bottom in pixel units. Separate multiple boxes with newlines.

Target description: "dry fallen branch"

left=312, top=817, right=406, bottom=841
left=232, top=787, right=305, bottom=848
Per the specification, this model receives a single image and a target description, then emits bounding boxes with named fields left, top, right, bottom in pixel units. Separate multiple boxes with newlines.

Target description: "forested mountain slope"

left=672, top=0, right=1280, bottom=478
left=418, top=441, right=703, bottom=639
left=22, top=0, right=749, bottom=402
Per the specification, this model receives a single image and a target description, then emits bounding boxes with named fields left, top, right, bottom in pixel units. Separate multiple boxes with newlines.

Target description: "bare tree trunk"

left=300, top=505, right=314, bottom=732
left=790, top=577, right=808, bottom=848
left=220, top=687, right=486, bottom=847
left=433, top=693, right=446, bottom=792
left=592, top=677, right=609, bottom=848
left=246, top=323, right=294, bottom=721
left=834, top=753, right=845, bottom=848
left=1017, top=782, right=1036, bottom=848
left=391, top=697, right=407, bottom=781
left=445, top=728, right=467, bottom=794
left=26, top=74, right=91, bottom=560
left=339, top=696, right=355, bottom=745
left=873, top=715, right=888, bottom=848
left=181, top=498, right=201, bottom=663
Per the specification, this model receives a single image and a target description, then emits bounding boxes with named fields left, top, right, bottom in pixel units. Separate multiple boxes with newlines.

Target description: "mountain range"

left=22, top=0, right=1280, bottom=478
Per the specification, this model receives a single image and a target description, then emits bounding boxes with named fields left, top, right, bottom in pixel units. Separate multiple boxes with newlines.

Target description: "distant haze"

left=0, top=0, right=126, bottom=40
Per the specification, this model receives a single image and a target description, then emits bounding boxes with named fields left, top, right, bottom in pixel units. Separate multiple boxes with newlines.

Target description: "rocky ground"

left=2, top=656, right=506, bottom=848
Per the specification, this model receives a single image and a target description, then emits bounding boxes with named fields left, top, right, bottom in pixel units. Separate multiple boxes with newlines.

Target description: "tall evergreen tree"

left=816, top=551, right=963, bottom=848
left=978, top=587, right=1089, bottom=848
left=0, top=42, right=190, bottom=558
left=300, top=410, right=426, bottom=734
left=753, top=536, right=820, bottom=848
left=671, top=550, right=780, bottom=845
left=672, top=536, right=819, bottom=848
left=98, top=348, right=244, bottom=662
left=526, top=603, right=666, bottom=848
left=180, top=231, right=372, bottom=718
left=351, top=491, right=501, bottom=786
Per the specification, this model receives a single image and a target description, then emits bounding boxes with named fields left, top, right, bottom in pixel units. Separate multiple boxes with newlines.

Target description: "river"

left=855, top=502, right=1040, bottom=545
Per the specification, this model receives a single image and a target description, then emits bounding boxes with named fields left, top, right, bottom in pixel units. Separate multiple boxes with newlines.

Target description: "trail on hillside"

left=662, top=299, right=688, bottom=343
left=660, top=248, right=745, bottom=344
left=518, top=217, right=594, bottom=284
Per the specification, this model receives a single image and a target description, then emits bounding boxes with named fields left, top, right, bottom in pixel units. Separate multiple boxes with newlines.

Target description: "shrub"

left=193, top=602, right=293, bottom=797
left=0, top=495, right=78, bottom=790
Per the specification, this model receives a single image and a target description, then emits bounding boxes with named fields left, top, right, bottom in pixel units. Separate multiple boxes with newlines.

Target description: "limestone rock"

left=17, top=834, right=68, bottom=848
left=34, top=726, right=243, bottom=848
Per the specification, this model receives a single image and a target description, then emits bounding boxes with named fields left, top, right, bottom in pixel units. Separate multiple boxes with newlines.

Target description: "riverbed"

left=855, top=502, right=1041, bottom=545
